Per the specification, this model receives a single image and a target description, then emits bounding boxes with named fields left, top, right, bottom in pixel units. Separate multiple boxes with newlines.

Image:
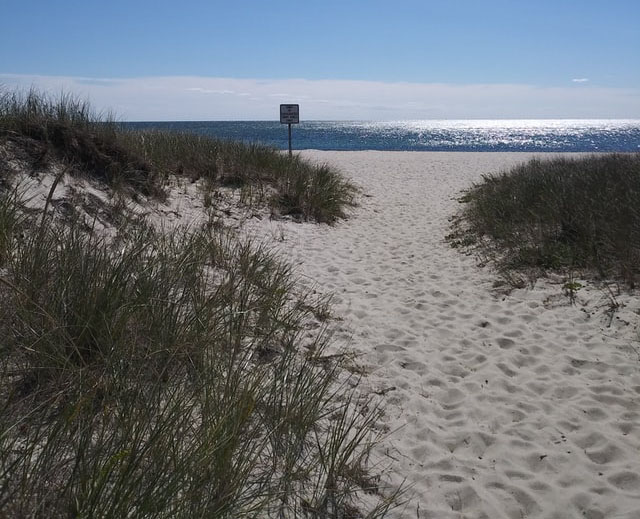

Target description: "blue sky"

left=1, top=0, right=639, bottom=120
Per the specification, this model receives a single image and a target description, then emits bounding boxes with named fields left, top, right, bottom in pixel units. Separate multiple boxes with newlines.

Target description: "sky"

left=1, top=0, right=639, bottom=120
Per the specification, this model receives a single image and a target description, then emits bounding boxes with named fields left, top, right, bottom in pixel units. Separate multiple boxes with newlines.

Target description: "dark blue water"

left=123, top=120, right=640, bottom=152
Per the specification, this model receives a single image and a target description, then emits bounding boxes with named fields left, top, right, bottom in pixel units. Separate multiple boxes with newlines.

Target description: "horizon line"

left=122, top=118, right=640, bottom=123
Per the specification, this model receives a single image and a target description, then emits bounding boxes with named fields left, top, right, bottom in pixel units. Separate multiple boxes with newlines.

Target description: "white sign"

left=280, top=104, right=299, bottom=124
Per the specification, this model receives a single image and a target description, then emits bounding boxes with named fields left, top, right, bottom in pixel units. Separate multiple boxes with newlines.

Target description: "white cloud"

left=186, top=87, right=235, bottom=95
left=1, top=73, right=638, bottom=120
left=572, top=78, right=589, bottom=83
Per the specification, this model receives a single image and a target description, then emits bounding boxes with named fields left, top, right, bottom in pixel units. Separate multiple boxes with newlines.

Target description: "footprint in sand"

left=496, top=337, right=516, bottom=349
left=445, top=484, right=482, bottom=512
left=608, top=471, right=640, bottom=491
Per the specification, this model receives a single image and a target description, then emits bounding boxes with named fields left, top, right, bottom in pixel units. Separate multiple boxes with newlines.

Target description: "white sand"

left=242, top=152, right=640, bottom=519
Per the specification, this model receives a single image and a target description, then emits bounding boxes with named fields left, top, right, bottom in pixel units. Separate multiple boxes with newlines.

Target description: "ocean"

left=124, top=120, right=640, bottom=153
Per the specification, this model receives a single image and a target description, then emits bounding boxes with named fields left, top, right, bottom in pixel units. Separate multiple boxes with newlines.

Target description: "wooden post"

left=288, top=123, right=292, bottom=156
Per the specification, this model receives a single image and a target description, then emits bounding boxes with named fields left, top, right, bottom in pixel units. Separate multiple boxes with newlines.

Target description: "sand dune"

left=243, top=152, right=640, bottom=519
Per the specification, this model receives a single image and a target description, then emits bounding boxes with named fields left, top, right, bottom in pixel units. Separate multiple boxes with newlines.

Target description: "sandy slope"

left=243, top=151, right=640, bottom=519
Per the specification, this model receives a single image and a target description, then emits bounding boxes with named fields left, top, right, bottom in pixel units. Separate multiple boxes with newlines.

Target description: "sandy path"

left=245, top=151, right=640, bottom=519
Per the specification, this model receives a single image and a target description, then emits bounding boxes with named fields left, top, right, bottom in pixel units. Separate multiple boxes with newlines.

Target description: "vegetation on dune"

left=0, top=88, right=356, bottom=223
left=451, top=154, right=640, bottom=287
left=120, top=131, right=356, bottom=223
left=0, top=89, right=396, bottom=517
left=0, top=90, right=160, bottom=197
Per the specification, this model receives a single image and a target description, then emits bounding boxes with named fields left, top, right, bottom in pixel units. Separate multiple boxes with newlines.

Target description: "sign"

left=280, top=104, right=300, bottom=155
left=280, top=104, right=299, bottom=124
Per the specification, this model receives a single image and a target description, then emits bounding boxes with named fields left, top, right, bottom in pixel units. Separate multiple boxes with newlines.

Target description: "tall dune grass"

left=454, top=154, right=640, bottom=286
left=0, top=193, right=395, bottom=517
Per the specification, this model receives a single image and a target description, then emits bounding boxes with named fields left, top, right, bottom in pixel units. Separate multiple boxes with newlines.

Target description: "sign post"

left=279, top=104, right=299, bottom=156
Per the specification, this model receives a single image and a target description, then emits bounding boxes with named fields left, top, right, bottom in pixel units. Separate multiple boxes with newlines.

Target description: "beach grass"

left=0, top=90, right=394, bottom=517
left=453, top=154, right=640, bottom=286
left=0, top=88, right=355, bottom=223
left=120, top=131, right=356, bottom=222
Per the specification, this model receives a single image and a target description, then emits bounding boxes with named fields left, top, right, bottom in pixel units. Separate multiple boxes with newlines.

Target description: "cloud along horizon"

left=1, top=73, right=638, bottom=121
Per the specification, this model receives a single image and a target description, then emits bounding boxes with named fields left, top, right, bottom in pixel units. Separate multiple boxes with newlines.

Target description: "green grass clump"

left=0, top=191, right=394, bottom=517
left=0, top=186, right=23, bottom=266
left=1, top=88, right=355, bottom=223
left=0, top=88, right=160, bottom=197
left=456, top=154, right=640, bottom=285
left=120, top=132, right=356, bottom=222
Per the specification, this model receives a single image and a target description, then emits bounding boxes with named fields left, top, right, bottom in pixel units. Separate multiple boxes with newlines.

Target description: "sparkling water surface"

left=124, top=120, right=640, bottom=152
